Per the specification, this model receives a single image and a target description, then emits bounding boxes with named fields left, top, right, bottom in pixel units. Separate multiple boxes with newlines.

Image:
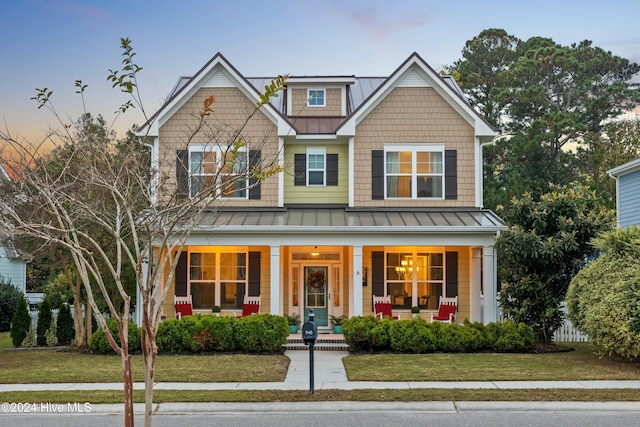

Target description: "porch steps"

left=283, top=333, right=350, bottom=351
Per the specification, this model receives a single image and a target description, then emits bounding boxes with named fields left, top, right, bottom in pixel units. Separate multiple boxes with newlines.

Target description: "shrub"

left=389, top=318, right=436, bottom=353
left=21, top=323, right=36, bottom=347
left=342, top=316, right=383, bottom=352
left=56, top=303, right=75, bottom=345
left=45, top=317, right=58, bottom=346
left=156, top=319, right=194, bottom=353
left=484, top=320, right=534, bottom=352
left=0, top=279, right=23, bottom=332
left=36, top=298, right=53, bottom=346
left=10, top=296, right=31, bottom=347
left=89, top=318, right=141, bottom=354
left=233, top=314, right=288, bottom=353
left=201, top=316, right=236, bottom=352
left=567, top=227, right=640, bottom=358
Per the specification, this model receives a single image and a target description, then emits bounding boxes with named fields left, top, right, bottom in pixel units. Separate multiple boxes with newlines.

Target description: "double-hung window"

left=307, top=147, right=326, bottom=186
left=189, top=146, right=248, bottom=199
left=385, top=145, right=444, bottom=199
left=386, top=251, right=444, bottom=310
left=189, top=251, right=247, bottom=310
left=307, top=89, right=325, bottom=107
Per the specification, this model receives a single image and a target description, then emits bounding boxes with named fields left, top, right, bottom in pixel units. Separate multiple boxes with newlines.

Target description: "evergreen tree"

left=36, top=298, right=52, bottom=346
left=10, top=296, right=31, bottom=347
left=0, top=280, right=24, bottom=332
left=56, top=303, right=75, bottom=345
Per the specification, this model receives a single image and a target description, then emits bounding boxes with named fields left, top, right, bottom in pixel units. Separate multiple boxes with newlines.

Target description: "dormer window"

left=307, top=89, right=325, bottom=107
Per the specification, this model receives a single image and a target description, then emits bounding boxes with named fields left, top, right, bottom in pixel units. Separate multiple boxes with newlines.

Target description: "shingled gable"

left=335, top=52, right=497, bottom=140
left=136, top=53, right=294, bottom=137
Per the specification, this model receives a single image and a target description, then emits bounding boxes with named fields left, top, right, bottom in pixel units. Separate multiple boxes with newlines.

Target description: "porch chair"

left=373, top=295, right=401, bottom=320
left=174, top=295, right=193, bottom=320
left=430, top=296, right=458, bottom=324
left=235, top=295, right=261, bottom=318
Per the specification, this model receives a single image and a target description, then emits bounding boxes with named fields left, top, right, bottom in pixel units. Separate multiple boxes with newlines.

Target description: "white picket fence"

left=496, top=301, right=588, bottom=343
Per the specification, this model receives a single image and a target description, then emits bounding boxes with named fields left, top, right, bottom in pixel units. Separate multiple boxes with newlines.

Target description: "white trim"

left=278, top=137, right=285, bottom=208
left=337, top=57, right=496, bottom=139
left=270, top=246, right=281, bottom=315
left=608, top=157, right=640, bottom=177
left=138, top=55, right=294, bottom=137
left=307, top=88, right=326, bottom=107
left=306, top=146, right=326, bottom=186
left=348, top=136, right=355, bottom=207
left=383, top=144, right=445, bottom=200
left=187, top=144, right=249, bottom=200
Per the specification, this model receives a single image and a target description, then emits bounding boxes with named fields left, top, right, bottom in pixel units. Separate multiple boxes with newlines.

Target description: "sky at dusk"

left=1, top=0, right=639, bottom=142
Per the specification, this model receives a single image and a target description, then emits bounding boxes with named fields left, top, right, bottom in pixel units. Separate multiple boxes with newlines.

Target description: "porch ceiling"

left=192, top=207, right=506, bottom=234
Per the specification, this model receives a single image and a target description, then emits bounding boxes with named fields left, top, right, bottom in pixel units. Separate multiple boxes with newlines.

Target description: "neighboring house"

left=608, top=157, right=640, bottom=227
left=137, top=52, right=506, bottom=330
left=0, top=164, right=28, bottom=294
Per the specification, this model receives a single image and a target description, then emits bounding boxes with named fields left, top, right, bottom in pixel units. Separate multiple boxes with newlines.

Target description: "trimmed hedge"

left=109, top=314, right=289, bottom=355
left=89, top=318, right=141, bottom=354
left=343, top=316, right=534, bottom=353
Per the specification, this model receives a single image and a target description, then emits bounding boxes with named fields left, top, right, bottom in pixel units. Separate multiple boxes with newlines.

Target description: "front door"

left=304, top=266, right=328, bottom=327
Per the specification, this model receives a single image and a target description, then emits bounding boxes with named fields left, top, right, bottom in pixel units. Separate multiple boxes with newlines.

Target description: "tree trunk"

left=142, top=311, right=157, bottom=427
left=85, top=303, right=92, bottom=344
left=122, top=352, right=135, bottom=427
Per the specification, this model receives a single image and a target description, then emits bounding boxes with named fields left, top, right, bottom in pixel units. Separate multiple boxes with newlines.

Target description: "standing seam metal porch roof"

left=191, top=208, right=506, bottom=233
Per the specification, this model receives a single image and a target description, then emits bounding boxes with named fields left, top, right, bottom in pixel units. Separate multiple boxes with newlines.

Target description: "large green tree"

left=496, top=184, right=614, bottom=343
left=449, top=30, right=640, bottom=210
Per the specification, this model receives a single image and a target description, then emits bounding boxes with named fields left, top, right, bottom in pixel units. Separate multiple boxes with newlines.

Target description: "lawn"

left=1, top=332, right=639, bottom=403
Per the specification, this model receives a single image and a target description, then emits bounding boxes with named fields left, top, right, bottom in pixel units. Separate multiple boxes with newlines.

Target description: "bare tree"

left=0, top=38, right=285, bottom=426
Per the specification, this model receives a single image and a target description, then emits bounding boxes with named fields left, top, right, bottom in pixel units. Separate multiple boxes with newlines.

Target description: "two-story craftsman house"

left=137, top=52, right=506, bottom=330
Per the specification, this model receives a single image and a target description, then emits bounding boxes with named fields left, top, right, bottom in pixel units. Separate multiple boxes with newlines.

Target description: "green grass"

left=1, top=333, right=639, bottom=403
left=0, top=331, right=12, bottom=349
left=343, top=343, right=640, bottom=381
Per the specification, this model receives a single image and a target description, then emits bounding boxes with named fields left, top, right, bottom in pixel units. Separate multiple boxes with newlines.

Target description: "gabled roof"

left=136, top=53, right=294, bottom=137
left=336, top=52, right=496, bottom=139
left=139, top=52, right=496, bottom=140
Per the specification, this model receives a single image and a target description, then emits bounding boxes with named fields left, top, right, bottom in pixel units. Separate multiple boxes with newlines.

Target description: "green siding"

left=284, top=144, right=349, bottom=204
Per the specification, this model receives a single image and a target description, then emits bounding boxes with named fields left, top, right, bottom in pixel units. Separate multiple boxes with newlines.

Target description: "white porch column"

left=352, top=245, right=363, bottom=316
left=470, top=247, right=483, bottom=323
left=483, top=244, right=497, bottom=324
left=270, top=245, right=281, bottom=315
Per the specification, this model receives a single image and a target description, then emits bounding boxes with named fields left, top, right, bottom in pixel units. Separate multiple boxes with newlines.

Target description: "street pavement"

left=1, top=350, right=640, bottom=392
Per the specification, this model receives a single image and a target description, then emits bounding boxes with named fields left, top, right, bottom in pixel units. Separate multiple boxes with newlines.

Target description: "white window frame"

left=188, top=250, right=248, bottom=310
left=384, top=144, right=445, bottom=199
left=188, top=145, right=249, bottom=199
left=306, top=147, right=326, bottom=186
left=385, top=250, right=445, bottom=309
left=307, top=88, right=326, bottom=107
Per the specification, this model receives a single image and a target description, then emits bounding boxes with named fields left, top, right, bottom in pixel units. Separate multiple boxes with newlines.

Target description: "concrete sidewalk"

left=1, top=350, right=640, bottom=392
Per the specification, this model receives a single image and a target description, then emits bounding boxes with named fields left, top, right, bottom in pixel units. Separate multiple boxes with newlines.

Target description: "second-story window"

left=307, top=89, right=325, bottom=107
left=385, top=145, right=443, bottom=199
left=307, top=147, right=326, bottom=186
left=189, top=146, right=248, bottom=199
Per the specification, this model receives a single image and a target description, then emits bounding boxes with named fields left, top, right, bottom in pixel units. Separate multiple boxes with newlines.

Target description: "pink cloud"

left=49, top=0, right=112, bottom=21
left=338, top=2, right=429, bottom=46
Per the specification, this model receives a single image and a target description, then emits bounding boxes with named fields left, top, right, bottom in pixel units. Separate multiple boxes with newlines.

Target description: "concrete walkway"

left=1, top=350, right=640, bottom=392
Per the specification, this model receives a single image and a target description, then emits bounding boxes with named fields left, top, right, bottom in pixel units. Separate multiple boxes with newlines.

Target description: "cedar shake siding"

left=157, top=87, right=279, bottom=206
left=289, top=87, right=344, bottom=117
left=353, top=87, right=476, bottom=207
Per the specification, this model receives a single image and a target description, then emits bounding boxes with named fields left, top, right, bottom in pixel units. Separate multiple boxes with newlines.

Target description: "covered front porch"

left=151, top=207, right=505, bottom=327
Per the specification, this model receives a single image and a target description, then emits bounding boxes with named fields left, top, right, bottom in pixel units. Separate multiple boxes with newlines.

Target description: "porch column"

left=483, top=244, right=497, bottom=324
left=270, top=245, right=281, bottom=315
left=352, top=245, right=363, bottom=316
left=470, top=247, right=483, bottom=323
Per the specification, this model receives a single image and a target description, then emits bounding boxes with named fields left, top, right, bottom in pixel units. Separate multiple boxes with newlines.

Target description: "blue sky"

left=1, top=0, right=639, bottom=141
